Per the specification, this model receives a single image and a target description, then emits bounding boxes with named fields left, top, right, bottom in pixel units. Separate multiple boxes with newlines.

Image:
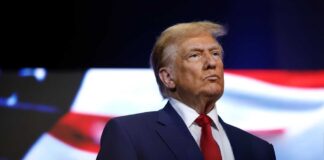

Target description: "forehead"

left=179, top=35, right=222, bottom=52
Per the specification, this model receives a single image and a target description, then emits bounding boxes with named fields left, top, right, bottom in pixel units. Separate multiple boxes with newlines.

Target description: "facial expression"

left=172, top=35, right=224, bottom=100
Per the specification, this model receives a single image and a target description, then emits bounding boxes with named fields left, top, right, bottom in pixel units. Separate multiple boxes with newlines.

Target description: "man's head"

left=150, top=21, right=226, bottom=102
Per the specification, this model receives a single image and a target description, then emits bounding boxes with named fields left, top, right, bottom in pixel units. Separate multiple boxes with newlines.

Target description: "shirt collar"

left=169, top=98, right=198, bottom=128
left=207, top=104, right=220, bottom=130
left=169, top=97, right=220, bottom=129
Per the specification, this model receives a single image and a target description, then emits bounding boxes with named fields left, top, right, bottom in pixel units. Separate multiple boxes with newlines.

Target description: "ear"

left=159, top=67, right=176, bottom=89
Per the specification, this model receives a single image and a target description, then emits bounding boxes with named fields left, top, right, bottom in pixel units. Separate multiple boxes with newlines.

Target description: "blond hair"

left=150, top=21, right=226, bottom=98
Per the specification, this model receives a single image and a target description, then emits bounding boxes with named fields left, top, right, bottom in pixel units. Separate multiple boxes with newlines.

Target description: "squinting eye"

left=212, top=52, right=220, bottom=56
left=188, top=53, right=200, bottom=59
left=190, top=54, right=198, bottom=57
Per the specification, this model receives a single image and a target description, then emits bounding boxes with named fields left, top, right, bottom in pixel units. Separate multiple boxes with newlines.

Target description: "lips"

left=204, top=74, right=220, bottom=81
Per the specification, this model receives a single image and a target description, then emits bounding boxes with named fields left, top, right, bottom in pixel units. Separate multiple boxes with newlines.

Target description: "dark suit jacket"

left=97, top=102, right=276, bottom=160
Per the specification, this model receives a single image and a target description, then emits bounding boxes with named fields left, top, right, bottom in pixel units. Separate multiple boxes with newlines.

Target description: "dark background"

left=2, top=0, right=324, bottom=69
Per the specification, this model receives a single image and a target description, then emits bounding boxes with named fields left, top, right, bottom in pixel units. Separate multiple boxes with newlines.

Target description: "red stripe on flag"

left=48, top=112, right=285, bottom=153
left=247, top=129, right=285, bottom=137
left=225, top=70, right=324, bottom=88
left=49, top=112, right=113, bottom=153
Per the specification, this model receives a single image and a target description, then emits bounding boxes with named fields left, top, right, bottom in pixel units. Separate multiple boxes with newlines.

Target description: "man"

left=97, top=21, right=276, bottom=160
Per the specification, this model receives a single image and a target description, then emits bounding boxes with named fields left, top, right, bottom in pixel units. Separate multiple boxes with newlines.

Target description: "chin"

left=212, top=88, right=224, bottom=97
left=203, top=90, right=223, bottom=99
left=201, top=84, right=223, bottom=97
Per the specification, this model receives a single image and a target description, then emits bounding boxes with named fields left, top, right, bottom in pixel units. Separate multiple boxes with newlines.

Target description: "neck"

left=170, top=93, right=217, bottom=114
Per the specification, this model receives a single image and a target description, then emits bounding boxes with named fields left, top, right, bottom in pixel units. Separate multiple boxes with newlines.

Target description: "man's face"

left=172, top=35, right=224, bottom=100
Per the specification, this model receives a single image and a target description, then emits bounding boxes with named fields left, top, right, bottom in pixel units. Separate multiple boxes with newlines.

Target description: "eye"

left=189, top=53, right=198, bottom=58
left=212, top=52, right=219, bottom=56
left=188, top=52, right=201, bottom=60
left=211, top=50, right=222, bottom=58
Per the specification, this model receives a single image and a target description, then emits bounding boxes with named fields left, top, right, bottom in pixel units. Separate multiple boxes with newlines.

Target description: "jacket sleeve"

left=96, top=118, right=138, bottom=160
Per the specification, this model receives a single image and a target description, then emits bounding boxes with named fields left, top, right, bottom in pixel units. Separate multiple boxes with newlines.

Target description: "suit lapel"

left=155, top=102, right=203, bottom=160
left=219, top=117, right=248, bottom=159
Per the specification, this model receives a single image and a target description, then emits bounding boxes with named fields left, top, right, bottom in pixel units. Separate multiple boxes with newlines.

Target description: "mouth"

left=204, top=74, right=219, bottom=81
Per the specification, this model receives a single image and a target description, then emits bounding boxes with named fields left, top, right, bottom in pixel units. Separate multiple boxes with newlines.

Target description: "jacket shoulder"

left=225, top=122, right=271, bottom=145
left=220, top=118, right=276, bottom=160
left=110, top=111, right=158, bottom=125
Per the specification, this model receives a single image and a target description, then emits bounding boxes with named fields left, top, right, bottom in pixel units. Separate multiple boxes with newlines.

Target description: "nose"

left=203, top=53, right=217, bottom=70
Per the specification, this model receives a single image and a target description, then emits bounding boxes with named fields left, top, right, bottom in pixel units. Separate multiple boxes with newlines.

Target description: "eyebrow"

left=188, top=46, right=222, bottom=52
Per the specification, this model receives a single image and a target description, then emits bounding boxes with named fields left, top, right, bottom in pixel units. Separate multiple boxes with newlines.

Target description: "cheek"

left=184, top=67, right=201, bottom=81
left=175, top=67, right=199, bottom=85
left=217, top=61, right=224, bottom=76
left=217, top=59, right=224, bottom=68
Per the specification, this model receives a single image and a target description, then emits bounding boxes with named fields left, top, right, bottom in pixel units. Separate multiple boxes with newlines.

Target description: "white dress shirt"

left=169, top=98, right=235, bottom=160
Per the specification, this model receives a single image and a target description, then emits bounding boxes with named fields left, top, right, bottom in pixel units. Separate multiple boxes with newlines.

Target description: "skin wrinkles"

left=163, top=35, right=225, bottom=114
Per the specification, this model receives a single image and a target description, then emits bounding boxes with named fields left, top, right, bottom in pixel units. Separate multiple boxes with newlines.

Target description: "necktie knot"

left=195, top=114, right=212, bottom=127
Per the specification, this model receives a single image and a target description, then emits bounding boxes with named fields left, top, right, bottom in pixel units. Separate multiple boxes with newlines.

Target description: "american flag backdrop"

left=19, top=69, right=324, bottom=160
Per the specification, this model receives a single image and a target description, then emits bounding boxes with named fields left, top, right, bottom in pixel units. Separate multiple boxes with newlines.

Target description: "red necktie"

left=195, top=114, right=222, bottom=160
